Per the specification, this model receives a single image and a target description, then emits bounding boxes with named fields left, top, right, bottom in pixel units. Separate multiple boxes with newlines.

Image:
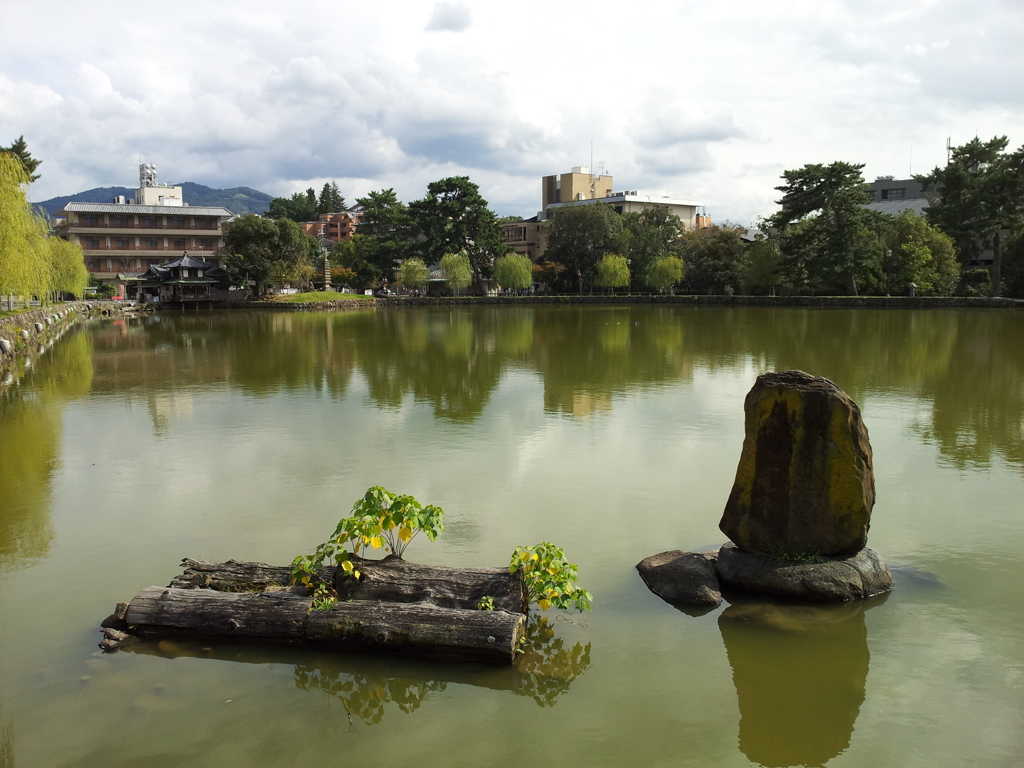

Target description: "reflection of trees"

left=294, top=663, right=446, bottom=726
left=343, top=309, right=530, bottom=422
left=0, top=329, right=93, bottom=570
left=528, top=307, right=694, bottom=417
left=513, top=616, right=592, bottom=707
left=719, top=595, right=886, bottom=768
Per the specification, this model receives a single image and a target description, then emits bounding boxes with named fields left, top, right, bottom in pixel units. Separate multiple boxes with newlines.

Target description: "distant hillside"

left=35, top=182, right=273, bottom=216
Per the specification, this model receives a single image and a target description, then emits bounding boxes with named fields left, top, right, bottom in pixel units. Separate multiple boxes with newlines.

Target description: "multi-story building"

left=503, top=167, right=710, bottom=264
left=300, top=211, right=361, bottom=249
left=57, top=164, right=233, bottom=290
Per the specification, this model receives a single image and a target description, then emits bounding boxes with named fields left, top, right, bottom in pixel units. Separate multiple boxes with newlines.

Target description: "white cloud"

left=425, top=2, right=473, bottom=32
left=1, top=0, right=1023, bottom=224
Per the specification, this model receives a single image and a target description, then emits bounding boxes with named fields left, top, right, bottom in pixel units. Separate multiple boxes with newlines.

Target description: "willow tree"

left=646, top=256, right=685, bottom=294
left=494, top=253, right=532, bottom=294
left=439, top=253, right=472, bottom=295
left=397, top=257, right=429, bottom=292
left=595, top=253, right=630, bottom=294
left=48, top=237, right=89, bottom=300
left=0, top=153, right=48, bottom=308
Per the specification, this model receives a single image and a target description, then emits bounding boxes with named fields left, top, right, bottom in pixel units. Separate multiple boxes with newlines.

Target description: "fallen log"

left=123, top=586, right=525, bottom=664
left=169, top=555, right=524, bottom=613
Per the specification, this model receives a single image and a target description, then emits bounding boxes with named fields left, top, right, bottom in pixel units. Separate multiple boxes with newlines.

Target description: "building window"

left=85, top=237, right=101, bottom=249
left=145, top=237, right=159, bottom=249
left=199, top=238, right=214, bottom=249
left=141, top=215, right=158, bottom=228
left=170, top=216, right=186, bottom=228
left=112, top=214, right=132, bottom=227
left=83, top=214, right=100, bottom=226
left=115, top=237, right=130, bottom=249
left=881, top=188, right=905, bottom=201
left=173, top=238, right=186, bottom=249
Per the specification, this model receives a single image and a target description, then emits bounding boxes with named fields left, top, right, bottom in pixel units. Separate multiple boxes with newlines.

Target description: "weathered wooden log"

left=126, top=587, right=311, bottom=642
left=123, top=586, right=525, bottom=664
left=169, top=556, right=524, bottom=613
left=307, top=601, right=525, bottom=664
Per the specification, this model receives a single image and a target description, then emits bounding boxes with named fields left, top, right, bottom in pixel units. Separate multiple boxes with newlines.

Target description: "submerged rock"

left=715, top=542, right=893, bottom=602
left=720, top=370, right=875, bottom=557
left=636, top=550, right=722, bottom=607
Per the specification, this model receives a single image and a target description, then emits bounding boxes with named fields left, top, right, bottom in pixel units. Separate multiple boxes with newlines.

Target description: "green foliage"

left=595, top=253, right=630, bottom=291
left=224, top=214, right=312, bottom=296
left=545, top=204, right=623, bottom=294
left=310, top=583, right=337, bottom=612
left=645, top=255, right=685, bottom=293
left=96, top=283, right=116, bottom=299
left=739, top=230, right=784, bottom=295
left=408, top=176, right=507, bottom=283
left=618, top=207, right=683, bottom=284
left=317, top=181, right=346, bottom=214
left=771, top=161, right=880, bottom=294
left=917, top=136, right=1024, bottom=274
left=476, top=595, right=495, bottom=611
left=959, top=268, right=992, bottom=297
left=676, top=226, right=746, bottom=295
left=1, top=135, right=41, bottom=181
left=439, top=253, right=472, bottom=294
left=396, top=257, right=429, bottom=291
left=290, top=487, right=445, bottom=590
left=1002, top=232, right=1024, bottom=298
left=494, top=253, right=533, bottom=293
left=510, top=542, right=592, bottom=613
left=267, top=188, right=318, bottom=221
left=877, top=210, right=960, bottom=295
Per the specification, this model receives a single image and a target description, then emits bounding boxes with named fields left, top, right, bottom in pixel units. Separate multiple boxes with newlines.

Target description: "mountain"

left=34, top=182, right=273, bottom=217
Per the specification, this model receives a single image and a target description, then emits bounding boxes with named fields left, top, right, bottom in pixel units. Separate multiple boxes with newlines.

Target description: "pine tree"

left=1, top=136, right=41, bottom=182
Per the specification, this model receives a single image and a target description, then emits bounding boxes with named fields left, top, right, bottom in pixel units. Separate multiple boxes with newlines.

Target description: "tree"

left=408, top=177, right=507, bottom=285
left=594, top=254, right=630, bottom=293
left=878, top=210, right=959, bottom=296
left=676, top=226, right=745, bottom=295
left=353, top=189, right=413, bottom=286
left=268, top=191, right=318, bottom=222
left=47, top=237, right=89, bottom=300
left=1003, top=232, right=1024, bottom=298
left=618, top=207, right=683, bottom=288
left=223, top=214, right=311, bottom=296
left=0, top=153, right=48, bottom=307
left=494, top=253, right=533, bottom=294
left=645, top=256, right=685, bottom=294
left=439, top=253, right=472, bottom=295
left=544, top=204, right=623, bottom=294
left=396, top=258, right=429, bottom=292
left=770, top=161, right=880, bottom=294
left=917, top=136, right=1024, bottom=295
left=739, top=230, right=784, bottom=295
left=317, top=181, right=346, bottom=214
left=1, top=136, right=41, bottom=181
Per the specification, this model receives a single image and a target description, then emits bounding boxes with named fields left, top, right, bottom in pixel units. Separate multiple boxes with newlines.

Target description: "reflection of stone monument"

left=719, top=596, right=883, bottom=767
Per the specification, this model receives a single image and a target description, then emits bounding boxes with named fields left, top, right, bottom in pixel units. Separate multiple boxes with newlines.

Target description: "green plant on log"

left=510, top=542, right=592, bottom=613
left=477, top=595, right=495, bottom=611
left=310, top=583, right=337, bottom=612
left=291, top=486, right=445, bottom=589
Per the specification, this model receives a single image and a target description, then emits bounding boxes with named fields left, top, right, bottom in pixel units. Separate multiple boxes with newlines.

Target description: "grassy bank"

left=272, top=292, right=375, bottom=304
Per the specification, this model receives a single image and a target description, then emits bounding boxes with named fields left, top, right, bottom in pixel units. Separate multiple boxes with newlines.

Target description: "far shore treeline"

left=3, top=135, right=1024, bottom=304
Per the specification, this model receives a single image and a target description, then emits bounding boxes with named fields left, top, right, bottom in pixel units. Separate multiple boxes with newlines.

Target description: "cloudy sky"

left=2, top=0, right=1023, bottom=223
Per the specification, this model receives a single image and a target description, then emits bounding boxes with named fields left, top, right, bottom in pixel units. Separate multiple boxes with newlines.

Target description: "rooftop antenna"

left=909, top=144, right=913, bottom=177
left=946, top=137, right=952, bottom=165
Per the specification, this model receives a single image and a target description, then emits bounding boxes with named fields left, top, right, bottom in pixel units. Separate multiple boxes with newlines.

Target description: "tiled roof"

left=58, top=202, right=233, bottom=217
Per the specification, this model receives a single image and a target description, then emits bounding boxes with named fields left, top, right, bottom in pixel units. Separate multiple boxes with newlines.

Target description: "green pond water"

left=0, top=305, right=1021, bottom=768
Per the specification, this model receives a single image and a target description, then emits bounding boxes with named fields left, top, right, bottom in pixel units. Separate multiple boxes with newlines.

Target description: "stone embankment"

left=1, top=304, right=82, bottom=370
left=212, top=300, right=376, bottom=312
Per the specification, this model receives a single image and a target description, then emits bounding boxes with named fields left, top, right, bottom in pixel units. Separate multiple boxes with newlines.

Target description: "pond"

left=1, top=305, right=1021, bottom=768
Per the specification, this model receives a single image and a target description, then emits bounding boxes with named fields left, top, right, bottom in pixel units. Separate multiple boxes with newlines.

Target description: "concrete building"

left=503, top=167, right=709, bottom=265
left=57, top=164, right=233, bottom=291
left=864, top=176, right=929, bottom=217
left=300, top=211, right=361, bottom=249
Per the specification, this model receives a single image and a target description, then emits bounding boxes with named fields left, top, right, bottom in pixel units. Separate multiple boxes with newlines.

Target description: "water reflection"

left=78, top=307, right=1024, bottom=468
left=121, top=616, right=590, bottom=724
left=0, top=700, right=14, bottom=768
left=0, top=330, right=94, bottom=570
left=719, top=595, right=887, bottom=767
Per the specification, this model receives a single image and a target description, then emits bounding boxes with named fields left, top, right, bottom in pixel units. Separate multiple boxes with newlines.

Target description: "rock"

left=636, top=550, right=722, bottom=607
left=720, top=370, right=875, bottom=556
left=715, top=542, right=893, bottom=602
